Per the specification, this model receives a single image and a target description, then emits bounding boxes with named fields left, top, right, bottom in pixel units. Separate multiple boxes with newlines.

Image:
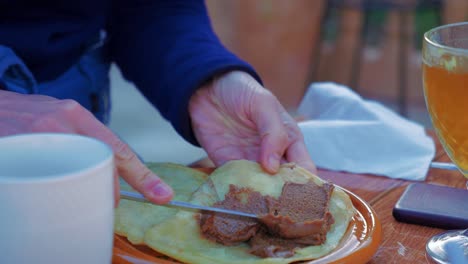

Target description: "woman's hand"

left=0, top=90, right=173, bottom=205
left=189, top=71, right=316, bottom=174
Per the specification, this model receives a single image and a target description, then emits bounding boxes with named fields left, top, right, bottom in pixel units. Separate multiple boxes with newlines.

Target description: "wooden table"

left=313, top=131, right=466, bottom=263
left=192, top=131, right=466, bottom=263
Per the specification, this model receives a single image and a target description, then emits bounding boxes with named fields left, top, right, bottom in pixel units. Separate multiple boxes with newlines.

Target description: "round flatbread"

left=114, top=162, right=209, bottom=244
left=143, top=160, right=355, bottom=264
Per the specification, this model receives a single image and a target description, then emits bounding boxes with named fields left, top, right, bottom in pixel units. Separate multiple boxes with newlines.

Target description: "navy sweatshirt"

left=0, top=0, right=260, bottom=145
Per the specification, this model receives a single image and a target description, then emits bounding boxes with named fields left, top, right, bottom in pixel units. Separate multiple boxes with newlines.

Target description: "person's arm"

left=107, top=0, right=261, bottom=145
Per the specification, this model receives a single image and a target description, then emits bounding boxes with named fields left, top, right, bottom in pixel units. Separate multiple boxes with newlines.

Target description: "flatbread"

left=114, top=162, right=209, bottom=244
left=143, top=160, right=355, bottom=264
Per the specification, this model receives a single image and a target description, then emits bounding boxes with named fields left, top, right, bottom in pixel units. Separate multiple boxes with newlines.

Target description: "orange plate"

left=112, top=186, right=382, bottom=264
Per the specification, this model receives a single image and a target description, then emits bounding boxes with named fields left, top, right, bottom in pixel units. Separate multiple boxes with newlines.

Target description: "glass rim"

left=424, top=21, right=468, bottom=56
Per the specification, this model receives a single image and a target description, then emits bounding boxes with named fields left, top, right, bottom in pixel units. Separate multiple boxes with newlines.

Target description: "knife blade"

left=120, top=190, right=258, bottom=219
left=430, top=162, right=459, bottom=171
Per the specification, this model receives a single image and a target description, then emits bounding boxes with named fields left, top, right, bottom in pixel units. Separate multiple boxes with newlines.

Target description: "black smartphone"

left=393, top=182, right=468, bottom=229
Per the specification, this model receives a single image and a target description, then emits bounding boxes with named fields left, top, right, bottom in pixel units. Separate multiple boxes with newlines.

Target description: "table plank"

left=317, top=169, right=405, bottom=203
left=317, top=169, right=431, bottom=263
left=364, top=131, right=465, bottom=263
left=367, top=184, right=443, bottom=264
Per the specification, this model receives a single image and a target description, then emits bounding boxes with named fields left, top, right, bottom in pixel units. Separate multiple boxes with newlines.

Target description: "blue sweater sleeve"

left=108, top=0, right=261, bottom=146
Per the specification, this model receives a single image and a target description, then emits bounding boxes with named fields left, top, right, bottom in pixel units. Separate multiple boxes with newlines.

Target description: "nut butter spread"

left=200, top=181, right=335, bottom=258
left=200, top=185, right=269, bottom=245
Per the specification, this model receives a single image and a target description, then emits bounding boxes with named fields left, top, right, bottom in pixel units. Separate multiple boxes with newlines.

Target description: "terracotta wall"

left=206, top=0, right=326, bottom=112
left=206, top=0, right=468, bottom=118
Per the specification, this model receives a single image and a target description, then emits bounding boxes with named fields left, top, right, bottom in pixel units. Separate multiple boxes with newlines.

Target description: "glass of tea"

left=422, top=22, right=468, bottom=263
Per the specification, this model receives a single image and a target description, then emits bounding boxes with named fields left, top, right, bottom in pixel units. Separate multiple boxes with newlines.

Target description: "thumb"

left=254, top=95, right=289, bottom=174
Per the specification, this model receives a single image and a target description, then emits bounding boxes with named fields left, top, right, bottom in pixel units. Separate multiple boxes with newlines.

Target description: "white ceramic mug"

left=0, top=133, right=115, bottom=264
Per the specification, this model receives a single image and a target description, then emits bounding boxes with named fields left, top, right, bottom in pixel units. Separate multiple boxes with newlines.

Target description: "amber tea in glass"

left=422, top=22, right=468, bottom=263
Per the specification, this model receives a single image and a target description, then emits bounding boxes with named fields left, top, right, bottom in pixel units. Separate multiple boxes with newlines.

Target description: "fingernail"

left=152, top=182, right=173, bottom=198
left=268, top=154, right=280, bottom=172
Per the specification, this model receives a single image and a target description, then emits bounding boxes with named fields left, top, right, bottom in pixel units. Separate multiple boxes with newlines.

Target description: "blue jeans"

left=0, top=45, right=111, bottom=124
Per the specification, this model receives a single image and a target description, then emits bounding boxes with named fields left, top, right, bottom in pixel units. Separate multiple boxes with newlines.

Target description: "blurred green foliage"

left=321, top=0, right=443, bottom=50
left=414, top=8, right=441, bottom=50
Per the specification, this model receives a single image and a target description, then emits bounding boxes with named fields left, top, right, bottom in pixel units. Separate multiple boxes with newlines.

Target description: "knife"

left=120, top=190, right=258, bottom=219
left=430, top=162, right=459, bottom=171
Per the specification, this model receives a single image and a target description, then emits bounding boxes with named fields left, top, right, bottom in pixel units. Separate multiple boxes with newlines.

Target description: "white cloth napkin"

left=297, top=82, right=435, bottom=181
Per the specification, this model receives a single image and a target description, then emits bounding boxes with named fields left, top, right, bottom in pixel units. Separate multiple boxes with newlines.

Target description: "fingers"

left=279, top=110, right=317, bottom=174
left=113, top=168, right=120, bottom=208
left=286, top=140, right=317, bottom=174
left=110, top=137, right=173, bottom=204
left=254, top=95, right=289, bottom=174
left=70, top=104, right=173, bottom=204
left=253, top=93, right=316, bottom=174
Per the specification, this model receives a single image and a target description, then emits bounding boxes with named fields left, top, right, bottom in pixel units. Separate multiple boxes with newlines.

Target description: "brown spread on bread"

left=200, top=181, right=335, bottom=258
